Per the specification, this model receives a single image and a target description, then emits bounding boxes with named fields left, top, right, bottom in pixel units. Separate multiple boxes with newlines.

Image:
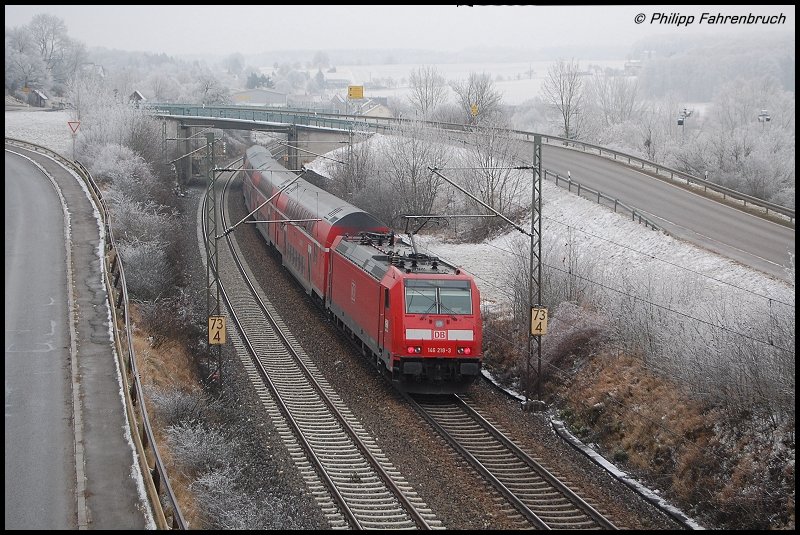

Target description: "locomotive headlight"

left=407, top=346, right=415, bottom=354
left=457, top=347, right=472, bottom=355
left=407, top=346, right=422, bottom=354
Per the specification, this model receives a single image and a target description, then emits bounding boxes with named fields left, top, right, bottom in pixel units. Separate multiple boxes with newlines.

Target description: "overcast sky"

left=5, top=5, right=795, bottom=57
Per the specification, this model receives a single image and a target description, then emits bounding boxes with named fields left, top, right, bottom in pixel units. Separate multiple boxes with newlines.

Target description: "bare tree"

left=451, top=72, right=503, bottom=123
left=460, top=120, right=526, bottom=215
left=146, top=72, right=181, bottom=102
left=407, top=66, right=448, bottom=118
left=5, top=45, right=50, bottom=93
left=192, top=70, right=231, bottom=104
left=66, top=69, right=110, bottom=121
left=384, top=121, right=451, bottom=217
left=542, top=59, right=584, bottom=139
left=588, top=74, right=642, bottom=127
left=329, top=133, right=376, bottom=201
left=27, top=14, right=68, bottom=73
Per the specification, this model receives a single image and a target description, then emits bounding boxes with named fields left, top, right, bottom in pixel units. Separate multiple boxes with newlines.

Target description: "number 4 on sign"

left=530, top=307, right=548, bottom=336
left=208, top=316, right=226, bottom=345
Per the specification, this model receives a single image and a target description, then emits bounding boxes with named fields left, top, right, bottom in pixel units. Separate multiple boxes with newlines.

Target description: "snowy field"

left=302, top=60, right=628, bottom=106
left=5, top=108, right=74, bottom=156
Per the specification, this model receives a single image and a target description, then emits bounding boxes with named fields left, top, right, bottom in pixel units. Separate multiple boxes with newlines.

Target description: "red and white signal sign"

left=68, top=121, right=80, bottom=133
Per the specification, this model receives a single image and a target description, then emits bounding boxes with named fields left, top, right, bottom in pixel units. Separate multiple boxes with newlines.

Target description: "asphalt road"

left=4, top=147, right=149, bottom=530
left=541, top=144, right=795, bottom=281
left=5, top=151, right=77, bottom=529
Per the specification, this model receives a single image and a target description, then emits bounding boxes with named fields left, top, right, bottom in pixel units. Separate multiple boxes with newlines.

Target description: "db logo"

left=433, top=330, right=447, bottom=340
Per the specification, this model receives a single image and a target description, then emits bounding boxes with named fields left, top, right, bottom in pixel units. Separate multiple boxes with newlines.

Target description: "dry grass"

left=558, top=351, right=794, bottom=530
left=128, top=305, right=207, bottom=528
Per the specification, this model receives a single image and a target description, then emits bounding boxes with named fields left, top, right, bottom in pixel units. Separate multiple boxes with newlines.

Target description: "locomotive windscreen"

left=405, top=279, right=473, bottom=315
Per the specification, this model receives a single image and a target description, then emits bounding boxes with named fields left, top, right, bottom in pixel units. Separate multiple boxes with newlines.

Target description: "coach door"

left=307, top=245, right=312, bottom=289
left=379, top=286, right=389, bottom=351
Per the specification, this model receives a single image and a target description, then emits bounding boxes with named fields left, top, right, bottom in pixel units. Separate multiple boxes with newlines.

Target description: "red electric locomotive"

left=242, top=145, right=482, bottom=393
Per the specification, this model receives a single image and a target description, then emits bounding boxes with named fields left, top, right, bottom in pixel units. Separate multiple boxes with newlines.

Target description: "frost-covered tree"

left=328, top=133, right=376, bottom=201
left=191, top=70, right=231, bottom=105
left=459, top=120, right=527, bottom=216
left=408, top=66, right=448, bottom=118
left=26, top=14, right=86, bottom=94
left=5, top=14, right=85, bottom=95
left=5, top=45, right=50, bottom=93
left=588, top=73, right=642, bottom=128
left=384, top=122, right=451, bottom=217
left=451, top=72, right=503, bottom=123
left=145, top=71, right=181, bottom=102
left=66, top=69, right=111, bottom=121
left=542, top=58, right=584, bottom=139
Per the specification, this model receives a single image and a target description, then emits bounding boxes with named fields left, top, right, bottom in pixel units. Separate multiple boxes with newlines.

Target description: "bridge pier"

left=179, top=124, right=193, bottom=185
left=287, top=126, right=298, bottom=171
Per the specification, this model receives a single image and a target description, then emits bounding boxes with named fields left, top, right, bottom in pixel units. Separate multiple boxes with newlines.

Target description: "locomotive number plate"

left=430, top=346, right=453, bottom=355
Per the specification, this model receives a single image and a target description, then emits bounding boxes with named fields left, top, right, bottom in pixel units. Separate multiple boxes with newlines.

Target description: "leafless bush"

left=135, top=287, right=203, bottom=347
left=116, top=239, right=173, bottom=301
left=501, top=230, right=795, bottom=427
left=107, top=194, right=178, bottom=243
left=77, top=103, right=165, bottom=177
left=166, top=421, right=232, bottom=475
left=190, top=465, right=306, bottom=530
left=502, top=234, right=598, bottom=332
left=541, top=302, right=609, bottom=382
left=150, top=387, right=219, bottom=427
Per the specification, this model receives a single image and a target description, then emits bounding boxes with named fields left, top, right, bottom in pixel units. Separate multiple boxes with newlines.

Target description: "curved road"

left=4, top=146, right=150, bottom=529
left=541, top=145, right=795, bottom=281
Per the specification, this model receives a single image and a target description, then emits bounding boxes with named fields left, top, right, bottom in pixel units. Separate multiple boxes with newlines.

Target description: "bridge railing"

left=6, top=138, right=187, bottom=530
left=146, top=103, right=795, bottom=224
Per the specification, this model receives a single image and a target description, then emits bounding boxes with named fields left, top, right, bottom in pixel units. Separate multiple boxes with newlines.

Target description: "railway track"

left=200, top=165, right=442, bottom=529
left=409, top=393, right=618, bottom=530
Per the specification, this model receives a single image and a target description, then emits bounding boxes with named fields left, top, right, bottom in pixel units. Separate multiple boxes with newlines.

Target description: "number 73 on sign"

left=208, top=316, right=226, bottom=345
left=530, top=307, right=548, bottom=336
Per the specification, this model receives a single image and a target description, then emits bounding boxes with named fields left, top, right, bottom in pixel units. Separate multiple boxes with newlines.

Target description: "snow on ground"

left=307, top=134, right=795, bottom=315
left=5, top=108, right=75, bottom=156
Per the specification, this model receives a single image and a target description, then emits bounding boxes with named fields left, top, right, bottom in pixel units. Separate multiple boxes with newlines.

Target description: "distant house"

left=129, top=90, right=146, bottom=106
left=361, top=101, right=393, bottom=118
left=28, top=89, right=49, bottom=108
left=330, top=94, right=393, bottom=118
left=230, top=88, right=287, bottom=107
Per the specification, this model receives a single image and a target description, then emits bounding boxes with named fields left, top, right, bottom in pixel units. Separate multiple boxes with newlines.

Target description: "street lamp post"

left=758, top=109, right=771, bottom=130
left=677, top=107, right=691, bottom=138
